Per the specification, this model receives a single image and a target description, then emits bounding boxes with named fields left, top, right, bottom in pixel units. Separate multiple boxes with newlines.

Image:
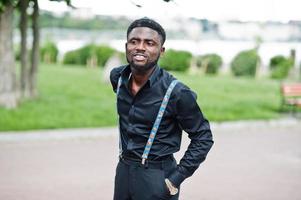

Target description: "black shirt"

left=110, top=65, right=213, bottom=187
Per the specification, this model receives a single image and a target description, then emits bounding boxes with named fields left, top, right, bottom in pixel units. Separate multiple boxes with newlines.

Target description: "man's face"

left=126, top=27, right=165, bottom=74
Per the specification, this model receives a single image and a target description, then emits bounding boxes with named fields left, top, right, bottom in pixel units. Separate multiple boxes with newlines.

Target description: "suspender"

left=116, top=76, right=122, bottom=97
left=141, top=80, right=178, bottom=164
left=116, top=76, right=178, bottom=165
left=116, top=77, right=123, bottom=156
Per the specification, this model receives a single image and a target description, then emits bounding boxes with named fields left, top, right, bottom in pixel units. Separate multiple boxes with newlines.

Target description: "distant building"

left=159, top=18, right=301, bottom=42
left=70, top=7, right=94, bottom=19
left=218, top=21, right=301, bottom=42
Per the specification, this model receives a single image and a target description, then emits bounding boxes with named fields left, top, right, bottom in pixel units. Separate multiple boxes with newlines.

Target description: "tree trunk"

left=0, top=4, right=18, bottom=108
left=19, top=0, right=30, bottom=98
left=29, top=0, right=39, bottom=98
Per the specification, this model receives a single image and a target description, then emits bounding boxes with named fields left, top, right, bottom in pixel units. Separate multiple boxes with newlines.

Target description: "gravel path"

left=0, top=118, right=300, bottom=200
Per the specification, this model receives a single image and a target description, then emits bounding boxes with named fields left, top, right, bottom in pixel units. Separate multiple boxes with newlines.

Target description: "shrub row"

left=15, top=41, right=59, bottom=63
left=15, top=42, right=295, bottom=79
left=63, top=44, right=115, bottom=67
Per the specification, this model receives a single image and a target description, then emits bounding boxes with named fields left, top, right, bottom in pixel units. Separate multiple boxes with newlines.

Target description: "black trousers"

left=113, top=156, right=180, bottom=200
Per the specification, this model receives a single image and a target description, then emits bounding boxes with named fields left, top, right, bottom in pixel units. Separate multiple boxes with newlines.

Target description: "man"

left=110, top=17, right=213, bottom=200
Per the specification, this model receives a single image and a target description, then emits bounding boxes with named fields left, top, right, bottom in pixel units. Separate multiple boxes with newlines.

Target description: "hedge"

left=269, top=55, right=293, bottom=79
left=40, top=41, right=59, bottom=63
left=159, top=49, right=192, bottom=72
left=197, top=53, right=222, bottom=74
left=231, top=49, right=260, bottom=77
left=63, top=44, right=115, bottom=67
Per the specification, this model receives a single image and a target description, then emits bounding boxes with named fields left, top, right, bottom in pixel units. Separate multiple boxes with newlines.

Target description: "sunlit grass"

left=172, top=72, right=282, bottom=121
left=0, top=63, right=117, bottom=131
left=0, top=64, right=284, bottom=131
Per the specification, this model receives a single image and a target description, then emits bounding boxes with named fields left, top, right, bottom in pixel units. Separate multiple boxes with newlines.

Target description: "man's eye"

left=147, top=42, right=155, bottom=46
left=130, top=40, right=137, bottom=44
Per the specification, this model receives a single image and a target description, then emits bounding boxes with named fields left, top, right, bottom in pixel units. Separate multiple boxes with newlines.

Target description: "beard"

left=127, top=54, right=160, bottom=75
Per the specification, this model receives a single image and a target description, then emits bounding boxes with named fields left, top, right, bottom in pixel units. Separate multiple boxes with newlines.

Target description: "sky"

left=39, top=0, right=301, bottom=22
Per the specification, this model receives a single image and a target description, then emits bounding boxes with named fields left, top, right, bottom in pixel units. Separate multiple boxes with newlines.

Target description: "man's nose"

left=136, top=42, right=145, bottom=50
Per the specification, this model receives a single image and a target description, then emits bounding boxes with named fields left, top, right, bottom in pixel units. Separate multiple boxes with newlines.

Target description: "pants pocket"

left=134, top=167, right=170, bottom=200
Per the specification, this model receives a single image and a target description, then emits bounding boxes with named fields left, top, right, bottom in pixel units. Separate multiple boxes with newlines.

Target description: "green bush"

left=63, top=44, right=97, bottom=66
left=197, top=53, right=222, bottom=74
left=62, top=50, right=81, bottom=65
left=16, top=41, right=59, bottom=63
left=270, top=55, right=287, bottom=68
left=63, top=44, right=115, bottom=67
left=159, top=49, right=192, bottom=72
left=231, top=49, right=260, bottom=77
left=95, top=45, right=116, bottom=67
left=269, top=55, right=293, bottom=79
left=40, top=41, right=59, bottom=63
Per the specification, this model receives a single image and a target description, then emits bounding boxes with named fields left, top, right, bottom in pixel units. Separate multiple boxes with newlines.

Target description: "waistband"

left=119, top=154, right=175, bottom=169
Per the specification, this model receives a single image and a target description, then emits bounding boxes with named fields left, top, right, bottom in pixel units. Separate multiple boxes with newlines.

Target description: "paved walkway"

left=0, top=118, right=300, bottom=200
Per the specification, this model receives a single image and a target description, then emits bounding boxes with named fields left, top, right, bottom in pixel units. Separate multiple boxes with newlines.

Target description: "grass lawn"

left=0, top=63, right=283, bottom=131
left=173, top=72, right=282, bottom=121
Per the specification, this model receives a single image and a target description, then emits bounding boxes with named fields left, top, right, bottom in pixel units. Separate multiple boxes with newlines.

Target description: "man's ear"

left=160, top=47, right=165, bottom=56
left=125, top=42, right=128, bottom=50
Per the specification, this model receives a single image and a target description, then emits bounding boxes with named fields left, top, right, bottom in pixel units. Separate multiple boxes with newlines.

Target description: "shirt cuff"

left=168, top=169, right=187, bottom=188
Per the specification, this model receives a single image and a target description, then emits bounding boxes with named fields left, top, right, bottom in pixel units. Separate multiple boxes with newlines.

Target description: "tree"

left=18, top=0, right=30, bottom=98
left=18, top=0, right=70, bottom=99
left=0, top=0, right=72, bottom=108
left=29, top=0, right=39, bottom=97
left=2, top=0, right=166, bottom=108
left=0, top=0, right=18, bottom=108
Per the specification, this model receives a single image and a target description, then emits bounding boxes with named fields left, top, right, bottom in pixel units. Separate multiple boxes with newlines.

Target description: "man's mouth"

left=133, top=53, right=147, bottom=62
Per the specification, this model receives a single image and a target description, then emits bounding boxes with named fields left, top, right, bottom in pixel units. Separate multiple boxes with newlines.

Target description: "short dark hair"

left=127, top=17, right=166, bottom=45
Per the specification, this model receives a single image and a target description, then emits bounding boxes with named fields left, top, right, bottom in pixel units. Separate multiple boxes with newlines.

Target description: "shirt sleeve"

left=168, top=85, right=214, bottom=188
left=110, top=66, right=123, bottom=93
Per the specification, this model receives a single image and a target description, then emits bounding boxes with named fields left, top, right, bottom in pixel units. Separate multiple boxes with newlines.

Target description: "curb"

left=0, top=127, right=118, bottom=142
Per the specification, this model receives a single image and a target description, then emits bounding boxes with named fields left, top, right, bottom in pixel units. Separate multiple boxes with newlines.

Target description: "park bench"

left=281, top=83, right=301, bottom=113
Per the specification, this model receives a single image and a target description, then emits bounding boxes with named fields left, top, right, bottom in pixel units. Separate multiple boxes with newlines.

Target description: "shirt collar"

left=148, top=65, right=161, bottom=87
left=120, top=64, right=161, bottom=88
